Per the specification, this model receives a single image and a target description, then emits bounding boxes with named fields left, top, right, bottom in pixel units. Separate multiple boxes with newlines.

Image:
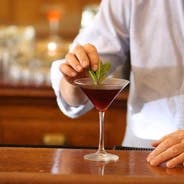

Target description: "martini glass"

left=74, top=77, right=129, bottom=162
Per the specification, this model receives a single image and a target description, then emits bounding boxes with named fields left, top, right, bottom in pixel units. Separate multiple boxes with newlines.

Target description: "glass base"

left=84, top=151, right=119, bottom=162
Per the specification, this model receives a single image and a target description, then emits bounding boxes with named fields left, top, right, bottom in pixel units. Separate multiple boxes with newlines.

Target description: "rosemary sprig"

left=88, top=60, right=111, bottom=85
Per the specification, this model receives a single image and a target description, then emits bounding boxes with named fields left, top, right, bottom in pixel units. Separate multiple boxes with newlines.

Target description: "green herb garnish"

left=88, top=60, right=111, bottom=85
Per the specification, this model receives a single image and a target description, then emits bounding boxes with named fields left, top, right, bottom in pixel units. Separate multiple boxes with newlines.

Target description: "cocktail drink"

left=74, top=77, right=129, bottom=162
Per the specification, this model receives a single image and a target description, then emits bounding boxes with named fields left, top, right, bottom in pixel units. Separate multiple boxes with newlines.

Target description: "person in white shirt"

left=50, top=0, right=184, bottom=168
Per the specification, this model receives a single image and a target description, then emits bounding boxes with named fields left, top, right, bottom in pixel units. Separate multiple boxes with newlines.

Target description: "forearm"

left=60, top=77, right=88, bottom=106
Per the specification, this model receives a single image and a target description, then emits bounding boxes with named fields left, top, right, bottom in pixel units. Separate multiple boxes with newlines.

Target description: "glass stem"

left=98, top=111, right=106, bottom=154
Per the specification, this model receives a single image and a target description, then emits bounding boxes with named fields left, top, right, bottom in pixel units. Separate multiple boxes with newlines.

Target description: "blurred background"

left=0, top=0, right=100, bottom=85
left=0, top=0, right=128, bottom=148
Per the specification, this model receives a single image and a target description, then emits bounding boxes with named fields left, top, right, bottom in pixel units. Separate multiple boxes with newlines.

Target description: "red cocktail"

left=74, top=77, right=129, bottom=162
left=81, top=86, right=122, bottom=112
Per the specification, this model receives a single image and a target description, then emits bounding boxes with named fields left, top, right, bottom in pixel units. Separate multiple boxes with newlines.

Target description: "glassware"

left=74, top=77, right=129, bottom=162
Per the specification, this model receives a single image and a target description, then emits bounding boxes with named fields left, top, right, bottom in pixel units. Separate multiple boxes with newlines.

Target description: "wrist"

left=60, top=77, right=88, bottom=106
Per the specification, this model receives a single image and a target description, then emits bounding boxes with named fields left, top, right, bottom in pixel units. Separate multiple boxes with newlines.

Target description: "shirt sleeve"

left=50, top=59, right=93, bottom=118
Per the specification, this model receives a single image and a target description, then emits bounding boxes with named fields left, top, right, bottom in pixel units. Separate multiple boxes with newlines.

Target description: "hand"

left=147, top=130, right=184, bottom=168
left=60, top=43, right=99, bottom=84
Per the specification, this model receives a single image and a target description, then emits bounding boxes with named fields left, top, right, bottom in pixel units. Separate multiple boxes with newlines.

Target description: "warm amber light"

left=47, top=10, right=61, bottom=21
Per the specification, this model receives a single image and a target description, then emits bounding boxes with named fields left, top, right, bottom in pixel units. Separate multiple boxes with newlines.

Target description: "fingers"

left=148, top=137, right=179, bottom=160
left=147, top=134, right=184, bottom=168
left=151, top=133, right=174, bottom=147
left=73, top=44, right=90, bottom=68
left=60, top=62, right=77, bottom=77
left=167, top=152, right=184, bottom=168
left=83, top=43, right=99, bottom=70
left=72, top=43, right=99, bottom=70
left=60, top=43, right=99, bottom=79
left=148, top=142, right=184, bottom=167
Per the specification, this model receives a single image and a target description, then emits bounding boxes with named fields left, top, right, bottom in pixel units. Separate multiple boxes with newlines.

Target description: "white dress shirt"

left=50, top=0, right=184, bottom=148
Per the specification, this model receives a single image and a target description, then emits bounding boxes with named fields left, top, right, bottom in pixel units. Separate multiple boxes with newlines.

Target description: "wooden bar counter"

left=0, top=147, right=183, bottom=184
